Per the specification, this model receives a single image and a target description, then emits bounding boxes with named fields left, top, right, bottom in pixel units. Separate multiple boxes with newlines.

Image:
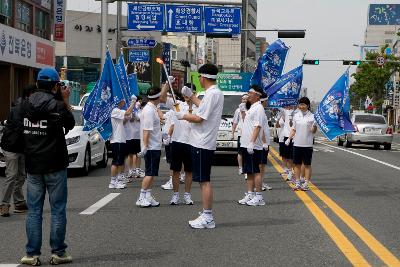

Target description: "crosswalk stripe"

left=80, top=193, right=121, bottom=215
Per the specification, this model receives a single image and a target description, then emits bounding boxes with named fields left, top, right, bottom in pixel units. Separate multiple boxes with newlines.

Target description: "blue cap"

left=37, top=68, right=60, bottom=82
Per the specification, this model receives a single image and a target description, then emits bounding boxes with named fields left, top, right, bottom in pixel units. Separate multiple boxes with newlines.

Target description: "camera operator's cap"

left=37, top=68, right=60, bottom=82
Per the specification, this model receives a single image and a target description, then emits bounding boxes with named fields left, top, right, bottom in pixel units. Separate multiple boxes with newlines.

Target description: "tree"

left=351, top=46, right=400, bottom=113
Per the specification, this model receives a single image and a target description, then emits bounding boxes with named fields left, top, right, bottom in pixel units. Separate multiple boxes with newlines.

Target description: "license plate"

left=364, top=128, right=381, bottom=134
left=217, top=142, right=234, bottom=148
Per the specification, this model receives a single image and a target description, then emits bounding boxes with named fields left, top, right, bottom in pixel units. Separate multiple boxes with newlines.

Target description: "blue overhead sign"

left=127, top=4, right=165, bottom=31
left=129, top=50, right=150, bottom=63
left=368, top=4, right=400, bottom=25
left=127, top=39, right=157, bottom=48
left=204, top=7, right=241, bottom=35
left=165, top=5, right=203, bottom=33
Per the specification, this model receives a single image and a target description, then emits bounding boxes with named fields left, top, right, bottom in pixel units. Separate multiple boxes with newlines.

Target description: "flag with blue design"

left=83, top=50, right=126, bottom=140
left=267, top=66, right=303, bottom=108
left=250, top=39, right=289, bottom=95
left=115, top=52, right=132, bottom=101
left=314, top=70, right=355, bottom=141
left=128, top=73, right=139, bottom=97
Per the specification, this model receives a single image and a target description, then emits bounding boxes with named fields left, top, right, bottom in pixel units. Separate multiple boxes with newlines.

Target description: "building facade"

left=0, top=0, right=54, bottom=120
left=255, top=37, right=267, bottom=60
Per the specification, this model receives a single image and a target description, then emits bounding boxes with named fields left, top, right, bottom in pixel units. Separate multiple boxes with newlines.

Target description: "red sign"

left=36, top=42, right=54, bottom=66
left=54, top=24, right=65, bottom=42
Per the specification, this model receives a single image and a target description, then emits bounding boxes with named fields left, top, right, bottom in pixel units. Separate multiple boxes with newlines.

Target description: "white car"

left=79, top=93, right=90, bottom=107
left=66, top=106, right=108, bottom=175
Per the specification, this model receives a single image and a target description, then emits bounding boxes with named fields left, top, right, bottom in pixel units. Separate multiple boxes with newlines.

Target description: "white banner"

left=0, top=23, right=54, bottom=68
left=54, top=0, right=66, bottom=42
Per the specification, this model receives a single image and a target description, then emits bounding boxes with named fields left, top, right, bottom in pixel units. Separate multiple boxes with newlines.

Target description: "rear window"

left=354, top=115, right=386, bottom=124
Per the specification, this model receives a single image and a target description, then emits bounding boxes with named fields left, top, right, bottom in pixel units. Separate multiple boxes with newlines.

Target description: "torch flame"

left=156, top=58, right=164, bottom=64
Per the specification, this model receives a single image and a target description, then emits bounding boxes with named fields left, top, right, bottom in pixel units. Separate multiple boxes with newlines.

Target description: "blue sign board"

left=368, top=4, right=400, bottom=25
left=127, top=39, right=157, bottom=47
left=165, top=5, right=203, bottom=33
left=127, top=4, right=165, bottom=31
left=162, top=43, right=171, bottom=82
left=204, top=7, right=241, bottom=35
left=129, top=50, right=150, bottom=63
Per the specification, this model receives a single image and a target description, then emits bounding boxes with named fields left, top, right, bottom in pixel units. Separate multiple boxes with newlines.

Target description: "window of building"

left=171, top=50, right=177, bottom=60
left=16, top=0, right=32, bottom=33
left=385, top=39, right=393, bottom=44
left=35, top=8, right=49, bottom=39
left=0, top=0, right=12, bottom=26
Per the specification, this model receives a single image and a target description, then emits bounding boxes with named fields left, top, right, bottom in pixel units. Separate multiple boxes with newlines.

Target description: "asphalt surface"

left=0, top=135, right=399, bottom=266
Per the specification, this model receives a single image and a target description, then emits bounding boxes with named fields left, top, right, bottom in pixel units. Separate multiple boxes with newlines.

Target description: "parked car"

left=337, top=113, right=393, bottom=150
left=66, top=106, right=108, bottom=175
left=79, top=93, right=90, bottom=107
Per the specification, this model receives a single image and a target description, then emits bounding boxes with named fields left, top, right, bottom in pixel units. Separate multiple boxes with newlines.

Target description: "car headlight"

left=66, top=136, right=80, bottom=146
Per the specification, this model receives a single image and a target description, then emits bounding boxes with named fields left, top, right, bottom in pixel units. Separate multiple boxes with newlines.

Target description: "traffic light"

left=343, top=60, right=361, bottom=65
left=303, top=59, right=319, bottom=65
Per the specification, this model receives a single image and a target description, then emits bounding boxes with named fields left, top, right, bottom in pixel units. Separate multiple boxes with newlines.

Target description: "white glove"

left=131, top=95, right=137, bottom=102
left=174, top=111, right=184, bottom=120
left=168, top=76, right=175, bottom=83
left=135, top=102, right=141, bottom=110
left=181, top=86, right=193, bottom=98
left=138, top=147, right=148, bottom=158
left=263, top=143, right=269, bottom=151
left=239, top=103, right=246, bottom=112
left=247, top=142, right=254, bottom=154
left=162, top=136, right=171, bottom=145
left=285, top=138, right=291, bottom=146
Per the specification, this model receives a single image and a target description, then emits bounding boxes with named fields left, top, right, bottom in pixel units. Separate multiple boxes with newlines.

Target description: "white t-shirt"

left=110, top=108, right=127, bottom=144
left=240, top=101, right=265, bottom=150
left=190, top=85, right=224, bottom=150
left=162, top=110, right=175, bottom=135
left=278, top=116, right=285, bottom=143
left=232, top=107, right=245, bottom=136
left=132, top=109, right=141, bottom=140
left=172, top=101, right=192, bottom=144
left=282, top=109, right=294, bottom=137
left=140, top=102, right=162, bottom=150
left=263, top=113, right=271, bottom=146
left=293, top=111, right=316, bottom=147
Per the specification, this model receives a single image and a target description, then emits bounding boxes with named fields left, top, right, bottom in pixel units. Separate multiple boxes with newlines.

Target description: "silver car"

left=338, top=113, right=393, bottom=150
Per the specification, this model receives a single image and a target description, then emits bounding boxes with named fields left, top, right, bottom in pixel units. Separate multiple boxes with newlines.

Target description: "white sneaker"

left=136, top=197, right=151, bottom=207
left=286, top=171, right=293, bottom=181
left=244, top=173, right=248, bottom=180
left=238, top=167, right=243, bottom=175
left=263, top=183, right=272, bottom=190
left=189, top=215, right=215, bottom=229
left=180, top=173, right=185, bottom=184
left=108, top=179, right=116, bottom=189
left=238, top=193, right=253, bottom=205
left=301, top=181, right=310, bottom=191
left=170, top=194, right=180, bottom=205
left=115, top=181, right=126, bottom=189
left=146, top=195, right=160, bottom=207
left=183, top=193, right=194, bottom=205
left=137, top=169, right=145, bottom=178
left=246, top=195, right=266, bottom=206
left=161, top=177, right=173, bottom=190
left=128, top=170, right=135, bottom=178
left=293, top=181, right=302, bottom=191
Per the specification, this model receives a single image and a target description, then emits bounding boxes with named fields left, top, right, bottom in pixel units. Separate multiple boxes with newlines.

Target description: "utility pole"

left=241, top=0, right=248, bottom=72
left=116, top=1, right=122, bottom=57
left=101, top=0, right=108, bottom=70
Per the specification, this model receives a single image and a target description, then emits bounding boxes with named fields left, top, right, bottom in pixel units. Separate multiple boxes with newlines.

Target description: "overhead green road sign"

left=190, top=72, right=252, bottom=92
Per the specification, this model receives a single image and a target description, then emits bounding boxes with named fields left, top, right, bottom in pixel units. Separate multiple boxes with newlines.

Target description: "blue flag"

left=83, top=50, right=126, bottom=140
left=128, top=73, right=139, bottom=97
left=267, top=66, right=303, bottom=108
left=250, top=39, right=289, bottom=95
left=314, top=70, right=355, bottom=141
left=115, top=53, right=132, bottom=101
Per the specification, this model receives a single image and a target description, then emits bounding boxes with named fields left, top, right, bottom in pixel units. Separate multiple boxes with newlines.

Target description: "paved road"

left=0, top=138, right=399, bottom=266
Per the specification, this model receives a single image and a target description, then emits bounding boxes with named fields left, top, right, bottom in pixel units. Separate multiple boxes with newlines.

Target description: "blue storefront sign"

left=129, top=50, right=150, bottom=63
left=165, top=5, right=203, bottom=33
left=204, top=7, right=241, bottom=34
left=127, top=39, right=157, bottom=48
left=127, top=4, right=165, bottom=31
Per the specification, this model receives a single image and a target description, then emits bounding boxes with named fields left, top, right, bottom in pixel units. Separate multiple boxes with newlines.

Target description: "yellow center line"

left=268, top=155, right=370, bottom=266
left=269, top=146, right=400, bottom=267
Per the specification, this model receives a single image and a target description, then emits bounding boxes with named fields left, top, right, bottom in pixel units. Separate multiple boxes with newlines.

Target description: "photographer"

left=20, top=68, right=75, bottom=266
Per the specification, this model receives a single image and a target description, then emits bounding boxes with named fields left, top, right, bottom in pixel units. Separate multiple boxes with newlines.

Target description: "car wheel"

left=337, top=137, right=344, bottom=146
left=97, top=146, right=108, bottom=168
left=384, top=144, right=391, bottom=150
left=345, top=136, right=352, bottom=148
left=81, top=145, right=91, bottom=176
left=373, top=144, right=380, bottom=150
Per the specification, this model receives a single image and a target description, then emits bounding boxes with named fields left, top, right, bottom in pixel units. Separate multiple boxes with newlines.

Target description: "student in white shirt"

left=131, top=100, right=145, bottom=178
left=109, top=98, right=136, bottom=190
left=177, top=64, right=224, bottom=229
left=135, top=87, right=163, bottom=208
left=160, top=107, right=175, bottom=190
left=287, top=97, right=317, bottom=191
left=276, top=106, right=295, bottom=181
left=238, top=85, right=266, bottom=207
left=260, top=97, right=272, bottom=191
left=232, top=94, right=248, bottom=177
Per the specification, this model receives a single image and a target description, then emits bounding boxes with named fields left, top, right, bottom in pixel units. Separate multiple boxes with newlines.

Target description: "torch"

left=156, top=57, right=180, bottom=112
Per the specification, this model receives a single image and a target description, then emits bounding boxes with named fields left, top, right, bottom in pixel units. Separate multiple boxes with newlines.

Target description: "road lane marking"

left=80, top=193, right=121, bottom=215
left=269, top=147, right=400, bottom=266
left=0, top=264, right=20, bottom=267
left=268, top=155, right=371, bottom=267
left=316, top=142, right=400, bottom=171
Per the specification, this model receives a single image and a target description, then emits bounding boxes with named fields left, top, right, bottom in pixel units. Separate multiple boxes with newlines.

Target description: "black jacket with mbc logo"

left=22, top=90, right=75, bottom=174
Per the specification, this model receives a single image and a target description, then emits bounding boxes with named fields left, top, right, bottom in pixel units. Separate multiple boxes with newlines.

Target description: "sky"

left=67, top=0, right=400, bottom=101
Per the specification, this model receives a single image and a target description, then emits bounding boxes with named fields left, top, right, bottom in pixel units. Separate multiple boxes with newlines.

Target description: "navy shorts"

left=191, top=146, right=214, bottom=183
left=261, top=147, right=269, bottom=165
left=237, top=136, right=243, bottom=155
left=281, top=137, right=293, bottom=160
left=170, top=142, right=192, bottom=172
left=111, top=143, right=126, bottom=166
left=126, top=139, right=139, bottom=155
left=279, top=142, right=284, bottom=157
left=242, top=149, right=262, bottom=174
left=132, top=139, right=141, bottom=154
left=293, top=146, right=313, bottom=166
left=165, top=145, right=171, bottom=164
left=144, top=150, right=161, bottom=177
